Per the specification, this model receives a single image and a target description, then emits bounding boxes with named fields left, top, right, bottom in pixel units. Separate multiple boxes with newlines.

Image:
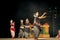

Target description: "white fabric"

left=25, top=26, right=30, bottom=28
left=10, top=30, right=15, bottom=37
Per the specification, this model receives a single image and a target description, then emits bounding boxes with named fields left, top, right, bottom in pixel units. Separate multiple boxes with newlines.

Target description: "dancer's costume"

left=18, top=25, right=24, bottom=38
left=32, top=18, right=41, bottom=39
left=10, top=22, right=15, bottom=38
left=24, top=23, right=30, bottom=38
left=57, top=34, right=60, bottom=38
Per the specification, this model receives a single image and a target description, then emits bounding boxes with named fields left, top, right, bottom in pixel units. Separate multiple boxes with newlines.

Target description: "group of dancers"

left=10, top=12, right=60, bottom=40
left=10, top=12, right=48, bottom=40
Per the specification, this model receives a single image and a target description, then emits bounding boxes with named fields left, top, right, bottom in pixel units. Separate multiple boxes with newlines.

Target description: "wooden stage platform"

left=0, top=38, right=60, bottom=40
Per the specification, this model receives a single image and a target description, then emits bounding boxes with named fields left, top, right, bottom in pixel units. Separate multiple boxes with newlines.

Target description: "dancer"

left=10, top=20, right=15, bottom=39
left=18, top=20, right=25, bottom=38
left=32, top=12, right=46, bottom=40
left=32, top=12, right=41, bottom=40
left=24, top=18, right=31, bottom=38
left=56, top=30, right=60, bottom=38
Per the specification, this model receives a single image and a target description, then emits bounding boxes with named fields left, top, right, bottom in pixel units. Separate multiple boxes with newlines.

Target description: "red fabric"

left=10, top=22, right=15, bottom=32
left=58, top=35, right=60, bottom=38
left=10, top=28, right=15, bottom=32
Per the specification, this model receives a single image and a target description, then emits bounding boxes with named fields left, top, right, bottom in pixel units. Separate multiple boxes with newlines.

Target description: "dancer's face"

left=35, top=12, right=39, bottom=17
left=10, top=20, right=13, bottom=23
left=20, top=20, right=23, bottom=23
left=26, top=19, right=29, bottom=24
left=34, top=12, right=39, bottom=17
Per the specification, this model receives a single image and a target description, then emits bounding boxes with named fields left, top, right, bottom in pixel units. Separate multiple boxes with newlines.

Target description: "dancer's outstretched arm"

left=38, top=12, right=46, bottom=19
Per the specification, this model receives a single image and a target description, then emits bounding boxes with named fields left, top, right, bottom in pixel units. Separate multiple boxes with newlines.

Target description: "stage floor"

left=0, top=38, right=60, bottom=40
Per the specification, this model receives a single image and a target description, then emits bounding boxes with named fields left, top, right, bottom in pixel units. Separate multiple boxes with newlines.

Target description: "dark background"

left=0, top=0, right=60, bottom=38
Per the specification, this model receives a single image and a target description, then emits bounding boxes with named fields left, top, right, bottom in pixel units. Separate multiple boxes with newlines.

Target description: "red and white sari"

left=10, top=22, right=15, bottom=38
